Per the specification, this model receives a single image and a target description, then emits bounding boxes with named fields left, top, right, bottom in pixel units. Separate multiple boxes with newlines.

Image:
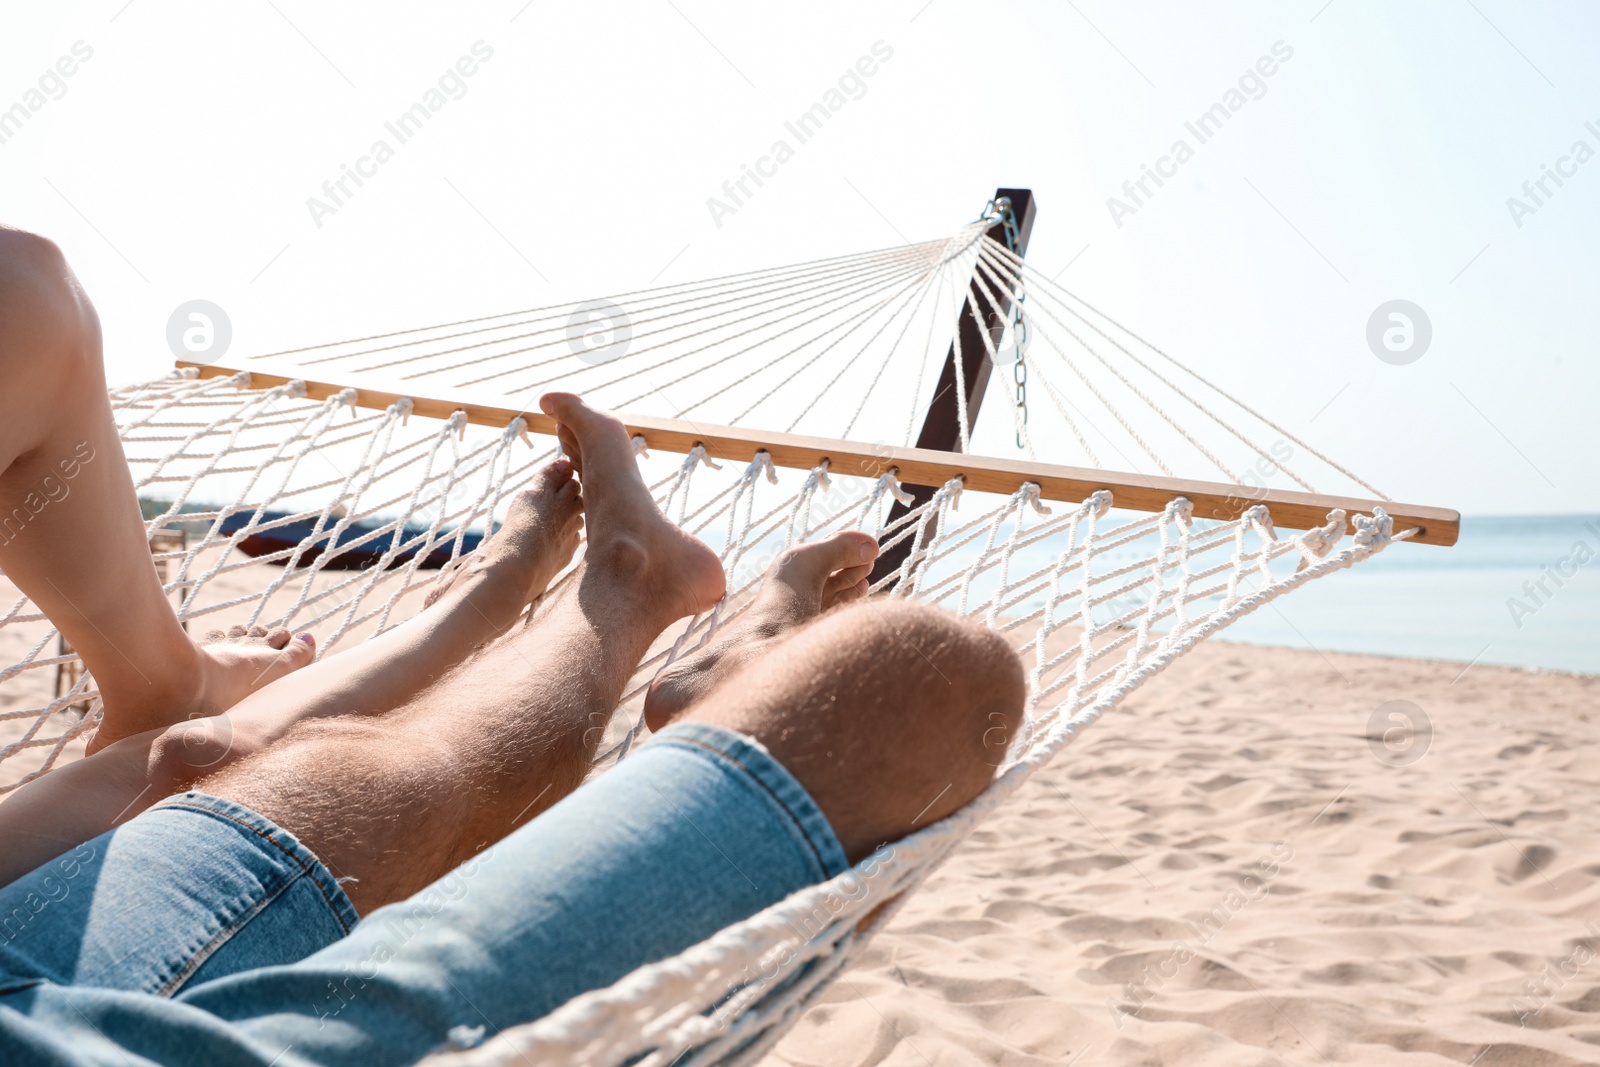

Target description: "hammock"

left=0, top=198, right=1457, bottom=1065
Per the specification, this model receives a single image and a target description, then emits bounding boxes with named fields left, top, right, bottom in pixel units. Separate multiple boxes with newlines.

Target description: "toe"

left=539, top=392, right=591, bottom=425
left=773, top=531, right=879, bottom=587
left=556, top=477, right=583, bottom=514
left=527, top=458, right=574, bottom=497
left=830, top=577, right=871, bottom=607
left=822, top=563, right=874, bottom=607
left=259, top=633, right=316, bottom=683
left=555, top=425, right=582, bottom=471
left=226, top=624, right=249, bottom=640
left=264, top=627, right=293, bottom=650
left=539, top=393, right=637, bottom=472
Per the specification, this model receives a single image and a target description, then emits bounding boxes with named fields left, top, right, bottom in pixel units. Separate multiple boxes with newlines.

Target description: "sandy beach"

left=762, top=642, right=1600, bottom=1067
left=4, top=564, right=1598, bottom=1065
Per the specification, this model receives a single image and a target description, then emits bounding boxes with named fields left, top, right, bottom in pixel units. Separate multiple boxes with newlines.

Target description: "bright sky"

left=3, top=1, right=1595, bottom=517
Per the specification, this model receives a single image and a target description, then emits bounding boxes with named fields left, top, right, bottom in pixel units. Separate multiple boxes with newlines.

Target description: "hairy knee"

left=850, top=599, right=1026, bottom=732
left=146, top=716, right=265, bottom=795
left=707, top=600, right=1026, bottom=860
left=874, top=602, right=1024, bottom=784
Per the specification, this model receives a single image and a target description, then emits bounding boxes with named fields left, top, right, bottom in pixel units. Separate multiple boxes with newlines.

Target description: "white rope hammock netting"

left=0, top=215, right=1410, bottom=1065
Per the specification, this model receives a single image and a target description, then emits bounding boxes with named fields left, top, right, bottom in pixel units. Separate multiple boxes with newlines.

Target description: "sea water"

left=944, top=511, right=1600, bottom=677
left=1210, top=513, right=1600, bottom=676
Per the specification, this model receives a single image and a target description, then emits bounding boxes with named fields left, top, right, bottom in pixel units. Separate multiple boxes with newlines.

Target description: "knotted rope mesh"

left=0, top=215, right=1409, bottom=1064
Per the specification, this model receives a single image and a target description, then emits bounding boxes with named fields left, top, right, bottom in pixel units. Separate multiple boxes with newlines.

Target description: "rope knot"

left=1297, top=509, right=1346, bottom=562
left=446, top=409, right=468, bottom=439
left=684, top=444, right=721, bottom=472
left=1242, top=504, right=1277, bottom=542
left=389, top=397, right=415, bottom=424
left=745, top=450, right=778, bottom=485
left=879, top=469, right=914, bottom=506
left=507, top=416, right=535, bottom=449
left=282, top=380, right=307, bottom=400
left=631, top=434, right=649, bottom=458
left=1167, top=496, right=1194, bottom=527
left=946, top=475, right=966, bottom=511
left=1019, top=482, right=1052, bottom=516
left=1085, top=488, right=1113, bottom=518
left=1353, top=506, right=1394, bottom=549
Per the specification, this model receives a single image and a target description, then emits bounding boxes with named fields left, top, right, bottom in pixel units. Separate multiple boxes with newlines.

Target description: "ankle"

left=151, top=634, right=206, bottom=707
left=585, top=532, right=653, bottom=587
left=92, top=631, right=203, bottom=727
left=446, top=555, right=539, bottom=621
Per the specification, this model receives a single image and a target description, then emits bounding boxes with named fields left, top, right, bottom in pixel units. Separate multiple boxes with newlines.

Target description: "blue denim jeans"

left=0, top=722, right=848, bottom=1066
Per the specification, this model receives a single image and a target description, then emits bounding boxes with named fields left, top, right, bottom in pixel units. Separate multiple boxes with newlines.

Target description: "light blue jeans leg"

left=0, top=722, right=849, bottom=1066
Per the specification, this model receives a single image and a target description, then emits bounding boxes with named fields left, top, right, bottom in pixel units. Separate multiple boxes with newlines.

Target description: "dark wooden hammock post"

left=869, top=187, right=1038, bottom=588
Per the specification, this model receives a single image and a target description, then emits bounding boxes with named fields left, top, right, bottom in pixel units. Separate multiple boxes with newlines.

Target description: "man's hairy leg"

left=0, top=227, right=314, bottom=752
left=650, top=535, right=1028, bottom=861
left=198, top=393, right=726, bottom=913
left=0, top=461, right=584, bottom=888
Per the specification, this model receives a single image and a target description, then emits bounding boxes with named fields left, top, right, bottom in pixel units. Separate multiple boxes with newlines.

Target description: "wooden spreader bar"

left=178, top=362, right=1461, bottom=547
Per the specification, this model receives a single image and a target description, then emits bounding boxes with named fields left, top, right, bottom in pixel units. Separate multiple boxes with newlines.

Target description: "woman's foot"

left=643, top=530, right=879, bottom=731
left=539, top=393, right=725, bottom=623
left=88, top=626, right=317, bottom=754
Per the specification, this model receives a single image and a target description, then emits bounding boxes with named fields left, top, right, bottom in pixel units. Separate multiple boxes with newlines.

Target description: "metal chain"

left=1013, top=305, right=1028, bottom=449
left=996, top=200, right=1029, bottom=450
left=979, top=196, right=1030, bottom=450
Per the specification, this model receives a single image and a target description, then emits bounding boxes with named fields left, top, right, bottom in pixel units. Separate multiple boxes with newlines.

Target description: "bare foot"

left=643, top=530, right=879, bottom=731
left=88, top=625, right=317, bottom=754
left=539, top=392, right=725, bottom=622
left=423, top=459, right=585, bottom=618
left=89, top=462, right=585, bottom=756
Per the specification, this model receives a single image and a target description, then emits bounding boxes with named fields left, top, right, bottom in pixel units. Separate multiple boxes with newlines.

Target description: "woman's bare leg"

left=0, top=227, right=313, bottom=751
